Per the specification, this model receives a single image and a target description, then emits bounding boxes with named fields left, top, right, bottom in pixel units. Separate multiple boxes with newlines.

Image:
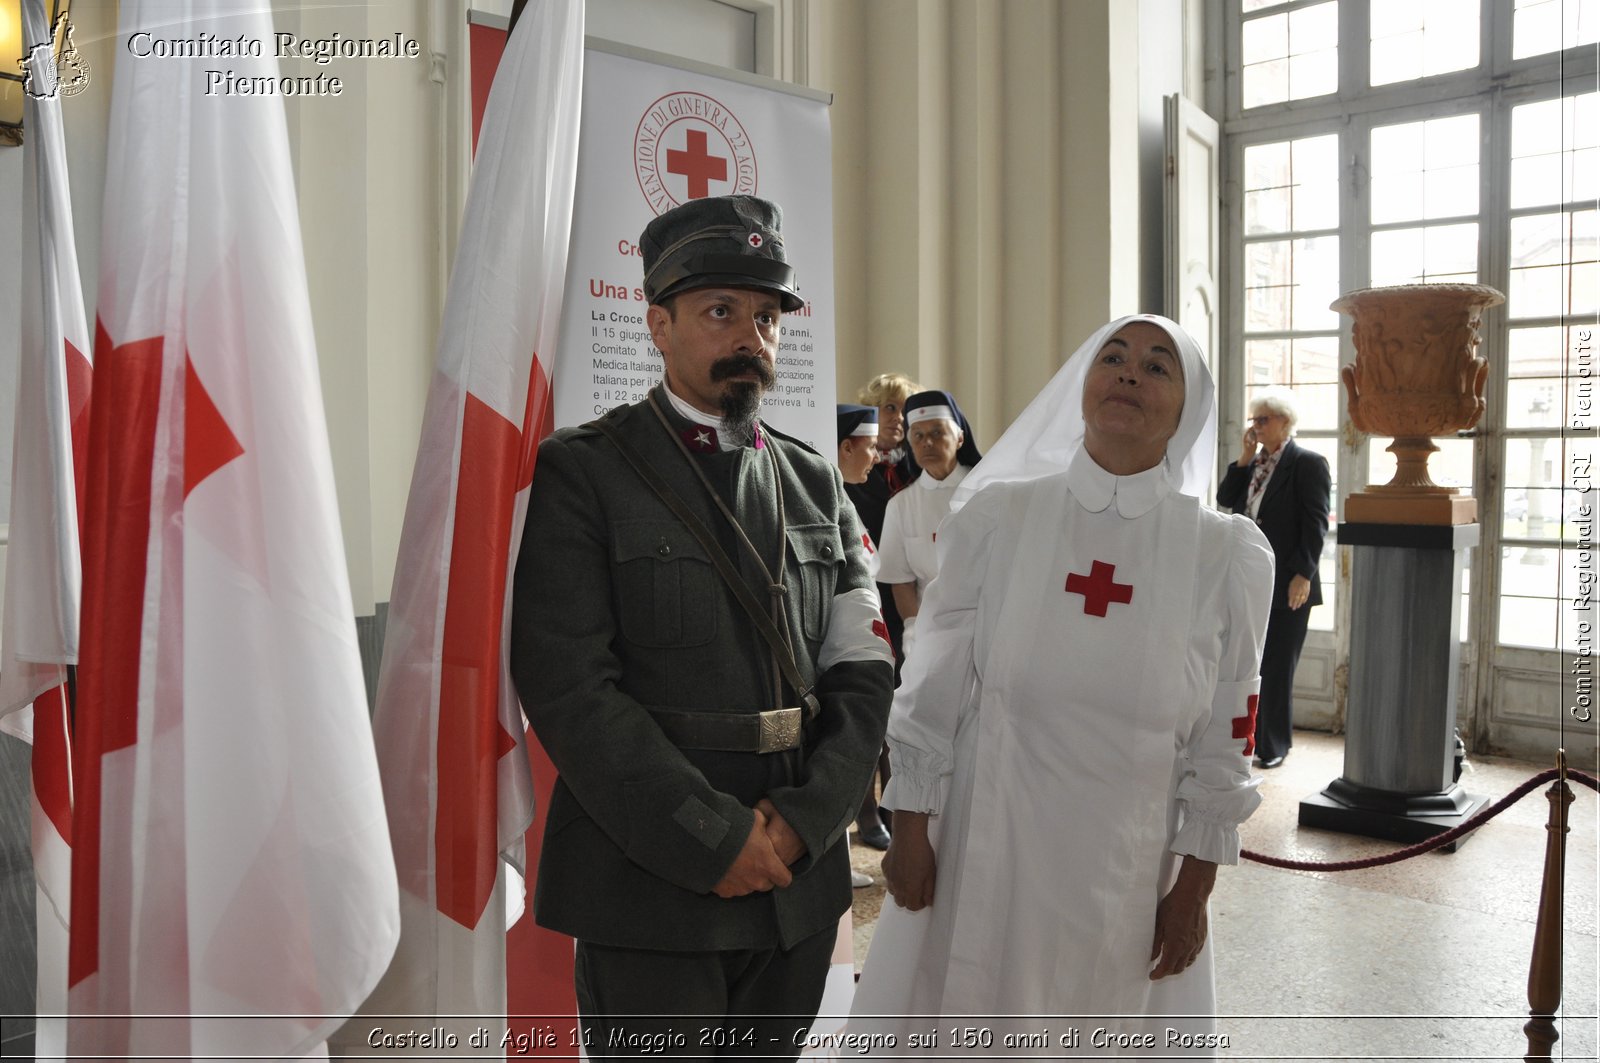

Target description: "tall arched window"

left=1220, top=0, right=1598, bottom=754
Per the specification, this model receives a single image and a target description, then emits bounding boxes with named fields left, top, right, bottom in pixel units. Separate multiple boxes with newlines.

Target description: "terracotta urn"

left=1332, top=283, right=1504, bottom=524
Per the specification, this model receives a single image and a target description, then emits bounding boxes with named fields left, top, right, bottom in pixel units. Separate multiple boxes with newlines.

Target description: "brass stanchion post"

left=1524, top=750, right=1572, bottom=1061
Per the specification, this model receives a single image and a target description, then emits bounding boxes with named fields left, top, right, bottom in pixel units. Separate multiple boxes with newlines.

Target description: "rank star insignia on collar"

left=681, top=425, right=719, bottom=453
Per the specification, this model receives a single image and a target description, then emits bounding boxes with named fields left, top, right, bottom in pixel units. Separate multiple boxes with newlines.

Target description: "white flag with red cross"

left=67, top=0, right=397, bottom=1056
left=1, top=1, right=93, bottom=1058
left=356, top=0, right=584, bottom=1050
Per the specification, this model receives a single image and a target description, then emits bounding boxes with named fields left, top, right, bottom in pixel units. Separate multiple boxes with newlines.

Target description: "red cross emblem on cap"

left=1233, top=694, right=1259, bottom=757
left=748, top=232, right=764, bottom=248
left=1064, top=560, right=1133, bottom=617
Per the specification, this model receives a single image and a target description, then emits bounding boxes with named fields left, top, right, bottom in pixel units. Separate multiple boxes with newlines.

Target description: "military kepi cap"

left=836, top=404, right=880, bottom=443
left=640, top=195, right=805, bottom=312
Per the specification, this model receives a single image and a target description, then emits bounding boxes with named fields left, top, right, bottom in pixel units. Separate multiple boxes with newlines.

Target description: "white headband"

left=847, top=421, right=879, bottom=438
left=905, top=404, right=956, bottom=427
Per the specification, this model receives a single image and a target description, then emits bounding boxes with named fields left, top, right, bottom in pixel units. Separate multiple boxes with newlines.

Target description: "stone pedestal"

left=1299, top=522, right=1490, bottom=849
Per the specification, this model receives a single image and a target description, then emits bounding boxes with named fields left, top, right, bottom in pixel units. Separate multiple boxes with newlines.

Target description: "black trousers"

left=1256, top=603, right=1314, bottom=761
left=573, top=924, right=837, bottom=1061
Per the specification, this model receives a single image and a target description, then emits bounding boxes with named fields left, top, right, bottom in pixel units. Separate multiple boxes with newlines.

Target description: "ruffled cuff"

left=1171, top=782, right=1262, bottom=865
left=881, top=743, right=951, bottom=814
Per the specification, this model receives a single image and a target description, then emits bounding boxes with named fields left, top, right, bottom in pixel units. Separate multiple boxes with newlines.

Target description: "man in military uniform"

left=510, top=194, right=895, bottom=1059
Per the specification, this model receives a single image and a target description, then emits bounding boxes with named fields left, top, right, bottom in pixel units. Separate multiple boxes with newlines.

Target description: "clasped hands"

left=711, top=798, right=807, bottom=898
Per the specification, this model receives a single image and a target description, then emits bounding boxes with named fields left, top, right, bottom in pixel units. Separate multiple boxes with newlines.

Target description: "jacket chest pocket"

left=787, top=523, right=845, bottom=642
left=613, top=521, right=718, bottom=647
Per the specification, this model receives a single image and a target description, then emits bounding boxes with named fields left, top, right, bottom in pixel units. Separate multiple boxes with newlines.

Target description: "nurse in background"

left=836, top=403, right=881, bottom=491
left=876, top=390, right=983, bottom=663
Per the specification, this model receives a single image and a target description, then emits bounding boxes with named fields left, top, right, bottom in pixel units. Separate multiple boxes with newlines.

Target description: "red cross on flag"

left=357, top=0, right=584, bottom=1050
left=0, top=1, right=93, bottom=1055
left=67, top=1, right=397, bottom=1055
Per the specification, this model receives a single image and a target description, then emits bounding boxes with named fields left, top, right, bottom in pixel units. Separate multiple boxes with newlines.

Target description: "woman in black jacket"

left=1217, top=387, right=1331, bottom=768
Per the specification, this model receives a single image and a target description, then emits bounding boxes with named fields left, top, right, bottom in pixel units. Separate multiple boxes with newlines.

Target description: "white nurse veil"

left=950, top=313, right=1217, bottom=513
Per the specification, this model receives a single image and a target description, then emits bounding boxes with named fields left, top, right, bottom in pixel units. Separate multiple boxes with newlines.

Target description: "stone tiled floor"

left=846, top=730, right=1599, bottom=1060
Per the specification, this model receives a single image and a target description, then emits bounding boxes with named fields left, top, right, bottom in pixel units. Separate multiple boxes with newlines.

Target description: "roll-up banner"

left=553, top=41, right=836, bottom=449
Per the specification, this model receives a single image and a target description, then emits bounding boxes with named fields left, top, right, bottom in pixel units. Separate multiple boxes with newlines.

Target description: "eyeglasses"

left=1250, top=415, right=1277, bottom=425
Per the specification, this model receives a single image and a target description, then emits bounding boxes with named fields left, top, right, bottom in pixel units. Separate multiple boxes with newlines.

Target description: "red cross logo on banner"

left=666, top=129, right=728, bottom=199
left=1233, top=694, right=1259, bottom=757
left=1064, top=560, right=1133, bottom=617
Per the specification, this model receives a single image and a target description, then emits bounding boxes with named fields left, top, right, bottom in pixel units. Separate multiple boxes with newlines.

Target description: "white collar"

left=1065, top=447, right=1171, bottom=518
left=662, top=379, right=741, bottom=452
left=915, top=464, right=969, bottom=490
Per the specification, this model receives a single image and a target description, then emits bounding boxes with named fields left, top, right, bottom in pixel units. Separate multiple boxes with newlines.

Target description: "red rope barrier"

left=1240, top=768, right=1598, bottom=871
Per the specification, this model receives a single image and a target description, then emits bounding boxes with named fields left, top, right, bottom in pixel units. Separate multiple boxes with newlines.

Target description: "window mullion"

left=1338, top=0, right=1368, bottom=103
left=1487, top=0, right=1515, bottom=78
left=1341, top=111, right=1370, bottom=509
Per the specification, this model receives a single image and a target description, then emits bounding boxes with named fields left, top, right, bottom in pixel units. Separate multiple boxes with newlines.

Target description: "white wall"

left=813, top=0, right=1148, bottom=445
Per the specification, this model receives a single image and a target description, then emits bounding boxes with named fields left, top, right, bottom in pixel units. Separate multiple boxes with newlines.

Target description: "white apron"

left=854, top=466, right=1260, bottom=1057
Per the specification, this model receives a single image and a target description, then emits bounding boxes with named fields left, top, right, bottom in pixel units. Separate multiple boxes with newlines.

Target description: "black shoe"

left=857, top=823, right=892, bottom=850
left=1258, top=755, right=1285, bottom=769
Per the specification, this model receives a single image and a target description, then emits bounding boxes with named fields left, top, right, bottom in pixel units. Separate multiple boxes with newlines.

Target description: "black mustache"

left=710, top=354, right=776, bottom=387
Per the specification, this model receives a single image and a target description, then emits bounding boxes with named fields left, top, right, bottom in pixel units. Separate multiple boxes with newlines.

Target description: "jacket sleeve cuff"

left=759, top=659, right=894, bottom=874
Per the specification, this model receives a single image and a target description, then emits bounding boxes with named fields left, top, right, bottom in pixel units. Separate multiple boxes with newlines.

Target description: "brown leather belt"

left=646, top=706, right=804, bottom=754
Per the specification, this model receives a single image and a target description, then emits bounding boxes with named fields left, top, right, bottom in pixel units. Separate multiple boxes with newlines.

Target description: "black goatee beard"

left=711, top=354, right=774, bottom=446
left=718, top=384, right=761, bottom=447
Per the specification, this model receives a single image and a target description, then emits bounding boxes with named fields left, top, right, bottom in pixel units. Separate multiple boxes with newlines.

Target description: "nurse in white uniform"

left=875, top=390, right=983, bottom=662
left=852, top=316, right=1274, bottom=1057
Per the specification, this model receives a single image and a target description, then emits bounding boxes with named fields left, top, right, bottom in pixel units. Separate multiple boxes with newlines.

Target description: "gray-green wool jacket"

left=509, top=386, right=895, bottom=952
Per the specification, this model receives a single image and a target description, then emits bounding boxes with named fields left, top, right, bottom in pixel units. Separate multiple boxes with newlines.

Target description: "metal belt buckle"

left=756, top=707, right=803, bottom=754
